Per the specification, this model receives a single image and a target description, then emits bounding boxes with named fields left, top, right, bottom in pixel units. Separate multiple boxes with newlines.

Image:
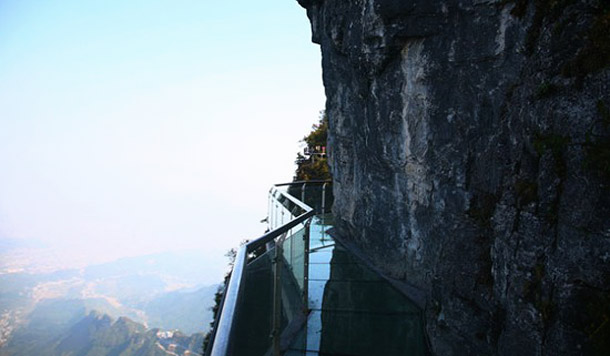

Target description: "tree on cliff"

left=294, top=112, right=331, bottom=181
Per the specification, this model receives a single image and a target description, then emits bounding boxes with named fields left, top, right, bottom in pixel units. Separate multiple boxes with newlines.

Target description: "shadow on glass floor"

left=285, top=240, right=429, bottom=356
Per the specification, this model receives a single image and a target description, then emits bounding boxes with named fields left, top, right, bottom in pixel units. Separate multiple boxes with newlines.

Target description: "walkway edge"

left=326, top=227, right=428, bottom=310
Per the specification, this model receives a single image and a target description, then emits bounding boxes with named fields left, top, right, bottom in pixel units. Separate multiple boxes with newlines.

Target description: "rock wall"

left=297, top=0, right=610, bottom=355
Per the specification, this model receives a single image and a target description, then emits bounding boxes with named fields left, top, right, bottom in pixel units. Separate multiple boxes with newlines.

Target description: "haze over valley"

left=0, top=238, right=226, bottom=354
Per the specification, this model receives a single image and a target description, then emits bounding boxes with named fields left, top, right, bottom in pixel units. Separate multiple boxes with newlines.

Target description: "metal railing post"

left=321, top=182, right=327, bottom=214
left=290, top=206, right=299, bottom=262
left=301, top=182, right=306, bottom=203
left=268, top=189, right=273, bottom=229
left=303, top=218, right=311, bottom=311
left=272, top=232, right=287, bottom=356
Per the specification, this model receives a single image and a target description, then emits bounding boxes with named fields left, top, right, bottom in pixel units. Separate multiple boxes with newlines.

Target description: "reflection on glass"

left=229, top=249, right=275, bottom=356
left=283, top=228, right=306, bottom=292
left=286, top=227, right=429, bottom=356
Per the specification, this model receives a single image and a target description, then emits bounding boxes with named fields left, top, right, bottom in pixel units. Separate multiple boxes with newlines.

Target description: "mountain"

left=0, top=238, right=45, bottom=251
left=81, top=250, right=226, bottom=288
left=55, top=312, right=115, bottom=355
left=0, top=248, right=224, bottom=354
left=141, top=285, right=217, bottom=335
left=0, top=310, right=204, bottom=356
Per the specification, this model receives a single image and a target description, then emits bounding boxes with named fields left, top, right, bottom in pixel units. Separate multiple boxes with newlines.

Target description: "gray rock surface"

left=297, top=0, right=610, bottom=355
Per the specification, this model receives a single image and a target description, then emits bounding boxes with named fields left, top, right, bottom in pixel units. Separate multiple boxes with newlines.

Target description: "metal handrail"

left=269, top=187, right=310, bottom=220
left=207, top=182, right=323, bottom=356
left=274, top=179, right=332, bottom=187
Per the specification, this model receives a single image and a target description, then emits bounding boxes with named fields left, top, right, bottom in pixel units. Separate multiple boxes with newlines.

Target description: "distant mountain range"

left=0, top=248, right=225, bottom=355
left=0, top=238, right=47, bottom=251
left=2, top=310, right=204, bottom=356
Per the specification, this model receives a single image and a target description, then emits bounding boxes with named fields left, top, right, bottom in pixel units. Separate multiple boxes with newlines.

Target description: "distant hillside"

left=141, top=285, right=217, bottom=335
left=0, top=310, right=204, bottom=356
left=0, top=238, right=46, bottom=251
left=1, top=249, right=221, bottom=346
left=0, top=248, right=221, bottom=356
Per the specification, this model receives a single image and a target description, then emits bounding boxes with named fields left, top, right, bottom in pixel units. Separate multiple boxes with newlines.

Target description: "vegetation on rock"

left=294, top=112, right=331, bottom=181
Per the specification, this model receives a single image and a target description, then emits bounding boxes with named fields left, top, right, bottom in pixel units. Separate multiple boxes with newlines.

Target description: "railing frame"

left=206, top=180, right=331, bottom=356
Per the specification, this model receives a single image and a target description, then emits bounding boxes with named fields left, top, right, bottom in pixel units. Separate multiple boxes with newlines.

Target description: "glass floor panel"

left=287, top=310, right=427, bottom=356
left=308, top=280, right=421, bottom=314
left=283, top=351, right=323, bottom=356
left=287, top=215, right=429, bottom=356
left=308, top=250, right=362, bottom=265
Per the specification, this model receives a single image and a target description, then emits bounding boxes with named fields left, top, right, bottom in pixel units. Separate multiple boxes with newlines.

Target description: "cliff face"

left=297, top=0, right=610, bottom=355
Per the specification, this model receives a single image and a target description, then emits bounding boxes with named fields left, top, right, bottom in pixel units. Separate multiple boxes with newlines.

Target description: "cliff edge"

left=297, top=0, right=610, bottom=355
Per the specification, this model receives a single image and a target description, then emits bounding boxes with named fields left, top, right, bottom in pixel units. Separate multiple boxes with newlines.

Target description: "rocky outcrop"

left=297, top=0, right=610, bottom=355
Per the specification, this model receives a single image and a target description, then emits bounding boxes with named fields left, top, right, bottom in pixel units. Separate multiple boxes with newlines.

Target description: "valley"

left=0, top=243, right=224, bottom=355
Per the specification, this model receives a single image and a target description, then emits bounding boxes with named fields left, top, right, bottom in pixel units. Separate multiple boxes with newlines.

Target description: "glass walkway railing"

left=205, top=181, right=429, bottom=356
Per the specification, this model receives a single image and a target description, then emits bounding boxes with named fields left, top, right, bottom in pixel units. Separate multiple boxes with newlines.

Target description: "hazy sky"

left=0, top=0, right=324, bottom=265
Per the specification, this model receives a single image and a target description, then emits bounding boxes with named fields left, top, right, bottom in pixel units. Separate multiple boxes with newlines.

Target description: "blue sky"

left=0, top=0, right=324, bottom=265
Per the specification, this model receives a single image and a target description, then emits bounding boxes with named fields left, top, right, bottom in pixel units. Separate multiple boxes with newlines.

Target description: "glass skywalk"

left=205, top=182, right=429, bottom=356
left=285, top=214, right=428, bottom=356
